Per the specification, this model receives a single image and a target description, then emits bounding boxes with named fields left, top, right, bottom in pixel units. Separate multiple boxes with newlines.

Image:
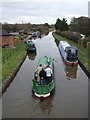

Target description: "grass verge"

left=0, top=49, right=2, bottom=84
left=1, top=41, right=26, bottom=83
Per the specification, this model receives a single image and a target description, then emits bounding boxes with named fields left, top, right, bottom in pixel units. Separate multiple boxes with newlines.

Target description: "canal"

left=2, top=32, right=88, bottom=118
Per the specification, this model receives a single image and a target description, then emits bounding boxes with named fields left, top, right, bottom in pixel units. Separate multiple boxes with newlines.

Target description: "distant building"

left=19, top=30, right=24, bottom=34
left=0, top=30, right=13, bottom=47
left=9, top=32, right=19, bottom=36
left=87, top=42, right=90, bottom=49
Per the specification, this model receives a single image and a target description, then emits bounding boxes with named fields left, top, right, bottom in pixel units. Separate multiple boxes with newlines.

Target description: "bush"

left=82, top=37, right=90, bottom=48
left=55, top=30, right=81, bottom=43
left=55, top=30, right=61, bottom=35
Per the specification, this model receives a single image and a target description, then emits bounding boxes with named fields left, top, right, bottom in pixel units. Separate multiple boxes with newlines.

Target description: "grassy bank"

left=0, top=49, right=2, bottom=84
left=52, top=32, right=89, bottom=70
left=1, top=41, right=26, bottom=83
left=49, top=28, right=55, bottom=31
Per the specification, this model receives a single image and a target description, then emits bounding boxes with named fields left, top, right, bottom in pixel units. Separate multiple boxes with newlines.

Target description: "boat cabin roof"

left=37, top=56, right=53, bottom=68
left=60, top=41, right=70, bottom=50
left=26, top=40, right=35, bottom=45
left=65, top=46, right=78, bottom=53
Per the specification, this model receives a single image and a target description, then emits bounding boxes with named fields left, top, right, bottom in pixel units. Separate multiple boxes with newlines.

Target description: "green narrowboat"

left=26, top=39, right=36, bottom=51
left=32, top=56, right=55, bottom=99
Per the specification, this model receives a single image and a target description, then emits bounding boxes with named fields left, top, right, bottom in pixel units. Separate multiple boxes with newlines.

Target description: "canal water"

left=2, top=32, right=88, bottom=118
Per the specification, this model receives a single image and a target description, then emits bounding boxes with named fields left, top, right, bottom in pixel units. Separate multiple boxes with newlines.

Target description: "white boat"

left=59, top=41, right=78, bottom=66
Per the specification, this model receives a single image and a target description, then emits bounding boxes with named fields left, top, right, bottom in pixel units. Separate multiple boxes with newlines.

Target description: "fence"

left=2, top=48, right=19, bottom=63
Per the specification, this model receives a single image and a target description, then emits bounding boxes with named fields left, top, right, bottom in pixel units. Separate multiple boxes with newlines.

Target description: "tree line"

left=1, top=16, right=90, bottom=36
left=55, top=16, right=90, bottom=36
left=54, top=16, right=90, bottom=48
left=1, top=22, right=54, bottom=33
left=55, top=18, right=68, bottom=31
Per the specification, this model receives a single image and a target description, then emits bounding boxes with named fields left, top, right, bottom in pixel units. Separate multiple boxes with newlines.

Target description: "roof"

left=66, top=46, right=77, bottom=51
left=9, top=32, right=19, bottom=35
left=26, top=40, right=35, bottom=45
left=0, top=30, right=11, bottom=36
left=37, top=56, right=53, bottom=68
left=19, top=30, right=24, bottom=33
left=60, top=41, right=70, bottom=50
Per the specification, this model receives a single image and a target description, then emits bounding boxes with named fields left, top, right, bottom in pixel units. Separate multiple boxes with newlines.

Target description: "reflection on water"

left=2, top=32, right=88, bottom=118
left=39, top=90, right=55, bottom=115
left=27, top=51, right=37, bottom=60
left=40, top=97, right=53, bottom=114
left=64, top=65, right=78, bottom=79
left=32, top=92, right=55, bottom=116
left=39, top=34, right=45, bottom=39
left=44, top=31, right=49, bottom=36
left=54, top=39, right=59, bottom=47
left=38, top=31, right=49, bottom=39
left=33, top=37, right=37, bottom=40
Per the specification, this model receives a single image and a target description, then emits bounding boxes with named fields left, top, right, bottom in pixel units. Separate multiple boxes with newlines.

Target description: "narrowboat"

left=32, top=32, right=37, bottom=37
left=26, top=39, right=36, bottom=51
left=59, top=41, right=78, bottom=66
left=32, top=31, right=40, bottom=37
left=32, top=56, right=55, bottom=100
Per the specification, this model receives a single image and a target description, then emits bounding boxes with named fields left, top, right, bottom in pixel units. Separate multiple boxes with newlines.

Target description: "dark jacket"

left=39, top=69, right=46, bottom=79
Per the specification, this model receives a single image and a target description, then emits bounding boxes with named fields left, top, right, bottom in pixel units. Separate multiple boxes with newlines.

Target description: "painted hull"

left=33, top=88, right=55, bottom=100
left=26, top=48, right=36, bottom=51
left=26, top=40, right=36, bottom=52
left=32, top=81, right=55, bottom=99
left=65, top=61, right=78, bottom=66
left=59, top=48, right=78, bottom=66
left=32, top=56, right=55, bottom=99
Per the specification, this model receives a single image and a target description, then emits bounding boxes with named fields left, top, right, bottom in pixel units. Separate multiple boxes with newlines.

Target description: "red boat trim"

left=65, top=61, right=78, bottom=66
left=74, top=63, right=78, bottom=66
left=66, top=62, right=72, bottom=65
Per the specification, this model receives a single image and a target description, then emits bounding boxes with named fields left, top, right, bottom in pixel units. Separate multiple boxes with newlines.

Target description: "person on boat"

left=39, top=68, right=46, bottom=85
left=45, top=65, right=53, bottom=84
left=35, top=64, right=42, bottom=81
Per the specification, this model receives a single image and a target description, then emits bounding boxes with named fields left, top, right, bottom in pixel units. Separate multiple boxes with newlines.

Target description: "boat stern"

left=34, top=92, right=50, bottom=100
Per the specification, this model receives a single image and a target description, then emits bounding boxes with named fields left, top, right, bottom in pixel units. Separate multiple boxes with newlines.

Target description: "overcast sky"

left=1, top=0, right=89, bottom=24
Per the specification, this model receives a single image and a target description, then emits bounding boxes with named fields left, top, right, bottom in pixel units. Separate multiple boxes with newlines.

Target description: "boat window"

left=64, top=49, right=67, bottom=52
left=33, top=45, right=35, bottom=47
left=67, top=55, right=78, bottom=61
left=28, top=41, right=32, bottom=43
left=71, top=49, right=76, bottom=54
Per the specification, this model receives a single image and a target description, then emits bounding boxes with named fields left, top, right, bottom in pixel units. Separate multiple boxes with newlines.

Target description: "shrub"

left=55, top=30, right=61, bottom=35
left=82, top=37, right=90, bottom=48
left=55, top=30, right=81, bottom=43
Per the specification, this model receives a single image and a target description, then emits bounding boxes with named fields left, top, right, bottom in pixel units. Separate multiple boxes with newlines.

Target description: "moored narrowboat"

left=32, top=56, right=55, bottom=100
left=59, top=41, right=78, bottom=66
left=32, top=31, right=40, bottom=37
left=26, top=39, right=36, bottom=51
